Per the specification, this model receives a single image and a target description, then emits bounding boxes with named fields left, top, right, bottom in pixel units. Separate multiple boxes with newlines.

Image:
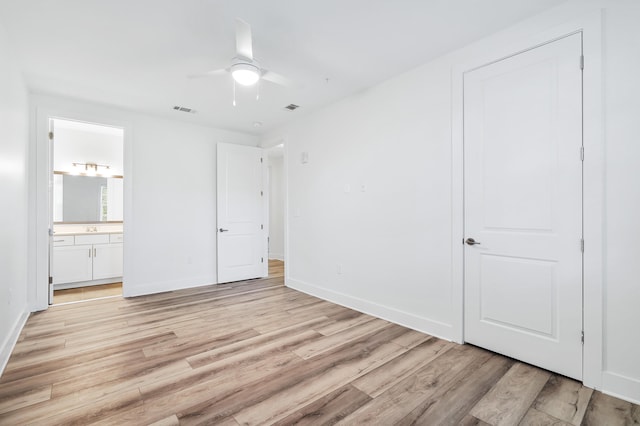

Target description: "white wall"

left=268, top=155, right=285, bottom=260
left=53, top=120, right=124, bottom=175
left=600, top=2, right=640, bottom=402
left=30, top=94, right=259, bottom=304
left=265, top=0, right=640, bottom=404
left=0, top=21, right=30, bottom=374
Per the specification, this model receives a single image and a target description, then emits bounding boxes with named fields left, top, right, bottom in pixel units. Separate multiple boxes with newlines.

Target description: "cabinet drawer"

left=52, top=235, right=74, bottom=246
left=110, top=233, right=124, bottom=243
left=75, top=234, right=109, bottom=245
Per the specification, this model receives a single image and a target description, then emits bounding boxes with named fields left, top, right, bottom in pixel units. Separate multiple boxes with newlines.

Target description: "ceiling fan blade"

left=235, top=18, right=253, bottom=60
left=187, top=69, right=228, bottom=79
left=261, top=70, right=294, bottom=87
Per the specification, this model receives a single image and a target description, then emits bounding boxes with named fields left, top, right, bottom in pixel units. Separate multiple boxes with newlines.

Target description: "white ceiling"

left=0, top=0, right=568, bottom=135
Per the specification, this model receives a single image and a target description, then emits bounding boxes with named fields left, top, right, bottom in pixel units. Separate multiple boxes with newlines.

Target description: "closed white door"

left=217, top=143, right=267, bottom=283
left=464, top=33, right=583, bottom=379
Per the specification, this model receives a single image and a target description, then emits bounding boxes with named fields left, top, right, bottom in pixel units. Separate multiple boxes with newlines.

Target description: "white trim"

left=0, top=308, right=29, bottom=376
left=287, top=278, right=454, bottom=341
left=602, top=372, right=640, bottom=405
left=282, top=139, right=289, bottom=286
left=53, top=278, right=122, bottom=290
left=32, top=100, right=133, bottom=310
left=268, top=253, right=285, bottom=261
left=451, top=10, right=603, bottom=387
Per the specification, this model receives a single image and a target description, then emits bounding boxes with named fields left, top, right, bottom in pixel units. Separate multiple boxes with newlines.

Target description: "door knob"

left=465, top=237, right=481, bottom=245
left=219, top=228, right=229, bottom=232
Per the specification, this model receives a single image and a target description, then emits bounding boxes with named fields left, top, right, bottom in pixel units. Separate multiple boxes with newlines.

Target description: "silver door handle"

left=219, top=228, right=229, bottom=232
left=465, top=238, right=481, bottom=245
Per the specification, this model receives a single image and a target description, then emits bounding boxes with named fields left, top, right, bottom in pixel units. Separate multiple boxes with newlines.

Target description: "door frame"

left=32, top=102, right=133, bottom=311
left=261, top=137, right=289, bottom=281
left=451, top=11, right=603, bottom=389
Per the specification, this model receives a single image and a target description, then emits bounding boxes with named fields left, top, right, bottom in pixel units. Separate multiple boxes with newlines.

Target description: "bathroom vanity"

left=52, top=224, right=123, bottom=289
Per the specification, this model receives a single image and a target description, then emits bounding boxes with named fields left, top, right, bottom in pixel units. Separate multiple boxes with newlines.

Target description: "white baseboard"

left=123, top=275, right=216, bottom=298
left=54, top=277, right=122, bottom=290
left=268, top=253, right=284, bottom=261
left=286, top=277, right=454, bottom=342
left=0, top=307, right=30, bottom=377
left=602, top=371, right=640, bottom=405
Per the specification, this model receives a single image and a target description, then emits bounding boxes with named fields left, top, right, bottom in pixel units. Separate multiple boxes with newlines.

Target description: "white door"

left=464, top=34, right=583, bottom=380
left=217, top=143, right=267, bottom=283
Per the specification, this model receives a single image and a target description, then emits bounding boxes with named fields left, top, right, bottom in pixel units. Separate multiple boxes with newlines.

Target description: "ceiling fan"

left=190, top=18, right=292, bottom=89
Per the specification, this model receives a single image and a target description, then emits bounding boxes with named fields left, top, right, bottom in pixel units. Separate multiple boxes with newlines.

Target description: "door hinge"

left=261, top=257, right=264, bottom=263
left=581, top=330, right=584, bottom=344
left=581, top=238, right=584, bottom=252
left=48, top=131, right=54, bottom=140
left=260, top=157, right=263, bottom=163
left=580, top=55, right=584, bottom=70
left=261, top=224, right=264, bottom=230
left=260, top=190, right=263, bottom=196
left=580, top=146, right=584, bottom=161
left=49, top=276, right=53, bottom=284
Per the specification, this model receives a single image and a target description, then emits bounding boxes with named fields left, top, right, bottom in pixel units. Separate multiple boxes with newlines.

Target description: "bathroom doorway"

left=49, top=118, right=124, bottom=304
left=266, top=143, right=285, bottom=279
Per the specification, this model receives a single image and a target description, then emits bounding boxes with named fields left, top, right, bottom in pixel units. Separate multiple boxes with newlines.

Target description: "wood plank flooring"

left=54, top=282, right=123, bottom=304
left=1, top=260, right=638, bottom=425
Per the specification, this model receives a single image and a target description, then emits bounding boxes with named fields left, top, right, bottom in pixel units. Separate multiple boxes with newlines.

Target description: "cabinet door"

left=93, top=243, right=123, bottom=280
left=52, top=245, right=93, bottom=284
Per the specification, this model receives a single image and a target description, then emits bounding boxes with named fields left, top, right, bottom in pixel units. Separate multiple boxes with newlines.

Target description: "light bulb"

left=231, top=63, right=260, bottom=86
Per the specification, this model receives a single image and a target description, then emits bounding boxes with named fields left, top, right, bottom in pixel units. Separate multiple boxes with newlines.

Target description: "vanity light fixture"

left=72, top=162, right=112, bottom=176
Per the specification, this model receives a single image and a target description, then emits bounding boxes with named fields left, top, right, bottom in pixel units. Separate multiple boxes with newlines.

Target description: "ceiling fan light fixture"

left=231, top=63, right=260, bottom=86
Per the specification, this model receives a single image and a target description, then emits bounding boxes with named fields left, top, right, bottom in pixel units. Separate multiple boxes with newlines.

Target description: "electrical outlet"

left=336, top=264, right=342, bottom=275
left=7, top=288, right=12, bottom=305
left=187, top=256, right=193, bottom=265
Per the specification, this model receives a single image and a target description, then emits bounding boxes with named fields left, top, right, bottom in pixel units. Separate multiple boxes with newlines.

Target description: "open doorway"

left=49, top=118, right=124, bottom=304
left=266, top=143, right=285, bottom=279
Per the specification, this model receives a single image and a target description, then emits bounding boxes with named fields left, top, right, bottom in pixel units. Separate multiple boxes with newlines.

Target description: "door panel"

left=217, top=143, right=267, bottom=283
left=464, top=34, right=583, bottom=380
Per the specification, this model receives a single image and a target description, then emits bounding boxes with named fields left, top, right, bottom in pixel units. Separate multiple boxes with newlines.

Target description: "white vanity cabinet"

left=52, top=233, right=123, bottom=287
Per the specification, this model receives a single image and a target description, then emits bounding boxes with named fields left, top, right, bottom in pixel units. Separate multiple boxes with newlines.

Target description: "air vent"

left=173, top=105, right=196, bottom=114
left=284, top=104, right=300, bottom=111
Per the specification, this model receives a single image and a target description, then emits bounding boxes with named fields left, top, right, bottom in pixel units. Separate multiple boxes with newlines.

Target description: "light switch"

left=344, top=184, right=351, bottom=193
left=301, top=151, right=309, bottom=164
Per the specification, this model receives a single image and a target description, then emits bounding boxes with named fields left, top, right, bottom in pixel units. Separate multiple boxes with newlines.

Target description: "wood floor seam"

left=0, top=260, right=637, bottom=425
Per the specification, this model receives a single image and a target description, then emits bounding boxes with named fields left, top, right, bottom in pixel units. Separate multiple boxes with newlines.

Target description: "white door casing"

left=47, top=120, right=55, bottom=304
left=217, top=143, right=267, bottom=283
left=463, top=33, right=583, bottom=380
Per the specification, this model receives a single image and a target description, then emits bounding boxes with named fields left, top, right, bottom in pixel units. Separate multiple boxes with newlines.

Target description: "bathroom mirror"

left=53, top=173, right=123, bottom=223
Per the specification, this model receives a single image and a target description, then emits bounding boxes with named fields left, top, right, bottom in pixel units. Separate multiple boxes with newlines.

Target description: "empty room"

left=0, top=0, right=639, bottom=424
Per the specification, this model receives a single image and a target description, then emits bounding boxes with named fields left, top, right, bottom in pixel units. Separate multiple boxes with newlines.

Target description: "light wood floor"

left=54, top=282, right=123, bottom=304
left=52, top=259, right=284, bottom=305
left=1, top=261, right=638, bottom=425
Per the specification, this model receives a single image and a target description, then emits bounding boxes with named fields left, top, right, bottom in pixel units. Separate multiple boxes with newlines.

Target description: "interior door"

left=464, top=33, right=583, bottom=380
left=217, top=143, right=267, bottom=283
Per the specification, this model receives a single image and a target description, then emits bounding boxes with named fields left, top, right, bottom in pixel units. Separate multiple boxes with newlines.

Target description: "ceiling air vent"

left=284, top=104, right=300, bottom=111
left=173, top=105, right=196, bottom=114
